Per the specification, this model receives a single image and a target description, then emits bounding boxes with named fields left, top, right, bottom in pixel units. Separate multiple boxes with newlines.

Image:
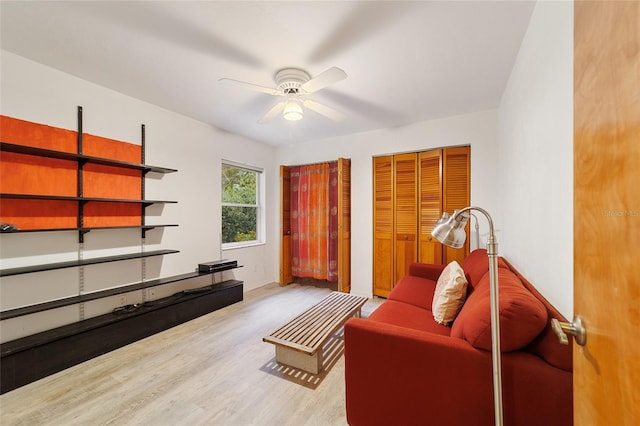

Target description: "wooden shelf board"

left=0, top=264, right=243, bottom=320
left=0, top=142, right=177, bottom=174
left=0, top=193, right=176, bottom=204
left=0, top=249, right=179, bottom=277
left=0, top=225, right=179, bottom=234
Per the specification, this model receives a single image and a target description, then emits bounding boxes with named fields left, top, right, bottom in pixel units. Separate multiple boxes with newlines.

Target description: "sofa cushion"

left=369, top=300, right=452, bottom=336
left=432, top=261, right=468, bottom=324
left=461, top=249, right=509, bottom=293
left=461, top=249, right=491, bottom=291
left=388, top=275, right=437, bottom=310
left=408, top=262, right=446, bottom=281
left=451, top=268, right=547, bottom=352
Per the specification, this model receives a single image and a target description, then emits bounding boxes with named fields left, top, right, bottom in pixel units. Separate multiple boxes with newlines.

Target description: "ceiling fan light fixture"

left=283, top=98, right=303, bottom=121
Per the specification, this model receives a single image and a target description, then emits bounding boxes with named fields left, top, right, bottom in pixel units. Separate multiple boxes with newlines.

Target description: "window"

left=221, top=161, right=263, bottom=247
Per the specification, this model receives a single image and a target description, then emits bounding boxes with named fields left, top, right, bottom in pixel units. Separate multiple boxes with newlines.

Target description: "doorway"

left=280, top=158, right=351, bottom=293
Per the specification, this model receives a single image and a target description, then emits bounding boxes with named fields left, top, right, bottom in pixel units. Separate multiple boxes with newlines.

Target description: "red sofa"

left=344, top=249, right=572, bottom=426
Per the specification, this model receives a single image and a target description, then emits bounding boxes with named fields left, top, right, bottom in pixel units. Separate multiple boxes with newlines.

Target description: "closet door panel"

left=373, top=156, right=394, bottom=297
left=393, top=153, right=417, bottom=284
left=338, top=158, right=351, bottom=293
left=442, top=147, right=470, bottom=264
left=418, top=149, right=443, bottom=265
left=279, top=165, right=293, bottom=285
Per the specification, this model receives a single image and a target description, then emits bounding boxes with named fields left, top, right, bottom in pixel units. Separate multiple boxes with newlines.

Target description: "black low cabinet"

left=0, top=280, right=243, bottom=394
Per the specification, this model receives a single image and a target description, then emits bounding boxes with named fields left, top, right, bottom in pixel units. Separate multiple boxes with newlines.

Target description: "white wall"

left=276, top=109, right=501, bottom=298
left=0, top=51, right=278, bottom=341
left=497, top=1, right=573, bottom=317
left=1, top=0, right=575, bottom=341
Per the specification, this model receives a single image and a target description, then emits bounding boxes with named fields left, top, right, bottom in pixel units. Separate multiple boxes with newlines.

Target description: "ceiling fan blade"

left=302, top=99, right=346, bottom=121
left=218, top=78, right=281, bottom=96
left=258, top=101, right=286, bottom=124
left=308, top=2, right=413, bottom=63
left=300, top=67, right=347, bottom=94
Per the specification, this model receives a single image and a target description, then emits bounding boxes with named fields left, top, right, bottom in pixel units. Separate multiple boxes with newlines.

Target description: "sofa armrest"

left=344, top=317, right=494, bottom=426
left=408, top=262, right=445, bottom=281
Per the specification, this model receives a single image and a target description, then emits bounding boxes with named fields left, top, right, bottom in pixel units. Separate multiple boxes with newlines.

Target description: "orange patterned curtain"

left=290, top=162, right=338, bottom=282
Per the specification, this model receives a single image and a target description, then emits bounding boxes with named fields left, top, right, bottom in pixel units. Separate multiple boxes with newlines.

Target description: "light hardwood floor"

left=0, top=282, right=382, bottom=426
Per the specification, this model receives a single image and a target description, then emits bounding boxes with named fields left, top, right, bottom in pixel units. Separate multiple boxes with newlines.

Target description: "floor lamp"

left=431, top=206, right=503, bottom=426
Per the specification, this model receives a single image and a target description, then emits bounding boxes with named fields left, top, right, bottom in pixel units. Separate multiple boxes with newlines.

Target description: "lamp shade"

left=283, top=98, right=303, bottom=121
left=431, top=210, right=469, bottom=248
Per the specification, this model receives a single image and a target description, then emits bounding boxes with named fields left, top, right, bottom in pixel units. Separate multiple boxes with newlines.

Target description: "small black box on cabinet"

left=198, top=259, right=238, bottom=273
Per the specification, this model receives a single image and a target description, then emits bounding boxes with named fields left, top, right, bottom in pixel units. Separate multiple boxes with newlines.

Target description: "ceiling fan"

left=219, top=67, right=347, bottom=124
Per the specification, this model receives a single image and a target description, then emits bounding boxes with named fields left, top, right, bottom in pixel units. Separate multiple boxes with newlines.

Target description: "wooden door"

left=279, top=165, right=292, bottom=285
left=373, top=155, right=394, bottom=297
left=337, top=158, right=351, bottom=293
left=418, top=149, right=443, bottom=264
left=393, top=153, right=418, bottom=284
left=442, top=146, right=470, bottom=264
left=574, top=1, right=640, bottom=424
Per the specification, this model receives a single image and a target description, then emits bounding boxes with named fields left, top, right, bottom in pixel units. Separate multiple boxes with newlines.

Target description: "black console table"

left=1, top=273, right=243, bottom=394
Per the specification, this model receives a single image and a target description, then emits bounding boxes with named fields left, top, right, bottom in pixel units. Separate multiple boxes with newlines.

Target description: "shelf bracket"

left=78, top=229, right=91, bottom=243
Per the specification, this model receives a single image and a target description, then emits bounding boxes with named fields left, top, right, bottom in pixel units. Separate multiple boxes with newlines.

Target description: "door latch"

left=551, top=315, right=587, bottom=346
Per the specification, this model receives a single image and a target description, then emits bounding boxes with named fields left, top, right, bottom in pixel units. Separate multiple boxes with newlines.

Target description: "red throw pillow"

left=451, top=268, right=547, bottom=352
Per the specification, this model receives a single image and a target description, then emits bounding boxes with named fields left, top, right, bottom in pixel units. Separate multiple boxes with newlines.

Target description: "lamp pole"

left=432, top=206, right=503, bottom=426
left=456, top=207, right=502, bottom=426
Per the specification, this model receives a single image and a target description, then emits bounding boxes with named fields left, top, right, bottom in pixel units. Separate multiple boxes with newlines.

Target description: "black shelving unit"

left=1, top=279, right=244, bottom=394
left=0, top=108, right=245, bottom=395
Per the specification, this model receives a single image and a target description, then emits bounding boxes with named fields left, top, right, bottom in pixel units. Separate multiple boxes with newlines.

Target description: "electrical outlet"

left=119, top=295, right=127, bottom=306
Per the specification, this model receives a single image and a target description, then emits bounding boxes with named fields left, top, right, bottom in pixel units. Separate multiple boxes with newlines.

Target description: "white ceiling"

left=1, top=1, right=535, bottom=146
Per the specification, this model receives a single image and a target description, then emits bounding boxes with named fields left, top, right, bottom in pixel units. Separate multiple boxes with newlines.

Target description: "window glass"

left=221, top=163, right=262, bottom=246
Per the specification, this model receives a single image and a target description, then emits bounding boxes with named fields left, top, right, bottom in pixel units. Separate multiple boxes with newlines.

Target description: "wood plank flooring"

left=0, top=282, right=382, bottom=426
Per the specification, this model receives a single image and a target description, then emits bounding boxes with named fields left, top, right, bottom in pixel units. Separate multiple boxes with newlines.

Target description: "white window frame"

left=221, top=160, right=265, bottom=250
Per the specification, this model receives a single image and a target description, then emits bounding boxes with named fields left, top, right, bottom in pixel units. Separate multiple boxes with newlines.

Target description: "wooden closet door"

left=418, top=149, right=443, bottom=264
left=393, top=153, right=418, bottom=284
left=373, top=155, right=394, bottom=297
left=279, top=165, right=292, bottom=285
left=442, top=147, right=470, bottom=264
left=337, top=158, right=351, bottom=293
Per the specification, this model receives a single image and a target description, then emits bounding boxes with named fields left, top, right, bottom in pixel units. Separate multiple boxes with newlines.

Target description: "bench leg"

left=275, top=346, right=322, bottom=374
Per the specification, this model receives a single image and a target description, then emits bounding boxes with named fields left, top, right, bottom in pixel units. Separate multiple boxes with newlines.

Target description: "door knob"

left=551, top=315, right=587, bottom=346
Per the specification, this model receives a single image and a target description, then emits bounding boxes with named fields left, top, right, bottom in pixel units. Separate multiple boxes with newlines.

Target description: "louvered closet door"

left=393, top=153, right=418, bottom=284
left=373, top=156, right=394, bottom=297
left=418, top=149, right=444, bottom=264
left=279, top=165, right=293, bottom=285
left=337, top=158, right=351, bottom=293
left=442, top=147, right=470, bottom=264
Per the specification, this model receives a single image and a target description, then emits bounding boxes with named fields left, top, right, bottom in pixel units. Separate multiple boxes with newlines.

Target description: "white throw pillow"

left=432, top=261, right=468, bottom=325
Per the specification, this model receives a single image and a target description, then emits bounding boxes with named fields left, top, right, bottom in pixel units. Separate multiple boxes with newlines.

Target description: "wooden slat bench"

left=263, top=291, right=368, bottom=374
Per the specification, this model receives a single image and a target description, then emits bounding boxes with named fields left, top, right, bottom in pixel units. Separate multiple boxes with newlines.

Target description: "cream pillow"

left=432, top=261, right=468, bottom=325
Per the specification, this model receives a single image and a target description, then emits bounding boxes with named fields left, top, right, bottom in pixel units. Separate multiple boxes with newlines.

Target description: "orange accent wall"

left=82, top=132, right=142, bottom=199
left=1, top=199, right=77, bottom=230
left=83, top=164, right=141, bottom=199
left=83, top=203, right=142, bottom=227
left=1, top=115, right=145, bottom=230
left=0, top=116, right=77, bottom=152
left=0, top=152, right=77, bottom=196
left=83, top=134, right=141, bottom=163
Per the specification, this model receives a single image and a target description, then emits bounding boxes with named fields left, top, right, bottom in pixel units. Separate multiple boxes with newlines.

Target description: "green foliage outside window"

left=222, top=164, right=260, bottom=244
